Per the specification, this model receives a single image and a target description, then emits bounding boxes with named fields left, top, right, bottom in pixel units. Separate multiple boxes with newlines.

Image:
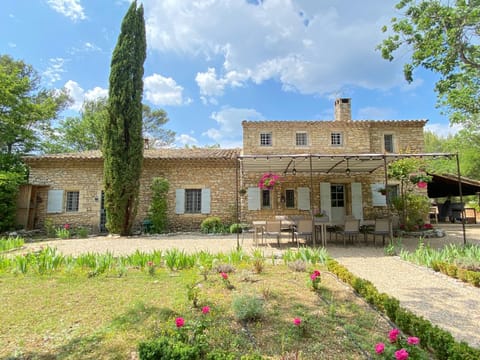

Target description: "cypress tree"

left=103, top=0, right=146, bottom=235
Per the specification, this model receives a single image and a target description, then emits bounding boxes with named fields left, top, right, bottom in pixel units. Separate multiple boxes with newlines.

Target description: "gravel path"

left=17, top=223, right=480, bottom=349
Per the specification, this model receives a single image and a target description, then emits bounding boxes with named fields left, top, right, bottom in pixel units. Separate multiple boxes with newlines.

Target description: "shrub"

left=229, top=223, right=243, bottom=234
left=232, top=294, right=265, bottom=322
left=149, top=178, right=169, bottom=233
left=138, top=336, right=201, bottom=360
left=0, top=171, right=24, bottom=232
left=200, top=217, right=223, bottom=234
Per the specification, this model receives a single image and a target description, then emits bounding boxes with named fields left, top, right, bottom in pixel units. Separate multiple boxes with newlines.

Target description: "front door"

left=330, top=184, right=345, bottom=223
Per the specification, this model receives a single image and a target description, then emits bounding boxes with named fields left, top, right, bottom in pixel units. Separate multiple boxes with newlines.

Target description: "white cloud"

left=204, top=107, right=264, bottom=146
left=69, top=41, right=102, bottom=55
left=144, top=73, right=191, bottom=106
left=8, top=42, right=16, bottom=48
left=42, top=58, right=67, bottom=84
left=145, top=0, right=402, bottom=97
left=175, top=134, right=199, bottom=147
left=47, top=0, right=86, bottom=21
left=64, top=80, right=107, bottom=111
left=357, top=106, right=395, bottom=120
left=425, top=123, right=462, bottom=138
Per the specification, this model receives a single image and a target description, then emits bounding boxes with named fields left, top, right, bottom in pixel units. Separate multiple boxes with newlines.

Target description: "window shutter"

left=320, top=182, right=332, bottom=218
left=201, top=188, right=211, bottom=214
left=297, top=187, right=310, bottom=210
left=47, top=190, right=64, bottom=213
left=175, top=189, right=185, bottom=214
left=351, top=182, right=363, bottom=220
left=371, top=183, right=386, bottom=206
left=247, top=187, right=260, bottom=210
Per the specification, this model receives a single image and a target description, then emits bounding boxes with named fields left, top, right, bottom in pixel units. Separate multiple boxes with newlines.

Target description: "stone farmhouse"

left=17, top=98, right=427, bottom=233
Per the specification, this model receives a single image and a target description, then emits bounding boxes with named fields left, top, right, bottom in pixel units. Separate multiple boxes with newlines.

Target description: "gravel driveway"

left=16, top=223, right=480, bottom=349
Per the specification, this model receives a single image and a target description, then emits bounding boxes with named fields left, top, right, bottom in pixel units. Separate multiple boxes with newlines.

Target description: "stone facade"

left=21, top=99, right=427, bottom=233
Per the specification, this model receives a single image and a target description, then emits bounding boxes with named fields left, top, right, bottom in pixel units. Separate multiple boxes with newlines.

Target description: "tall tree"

left=103, top=1, right=146, bottom=235
left=0, top=55, right=70, bottom=157
left=378, top=0, right=480, bottom=126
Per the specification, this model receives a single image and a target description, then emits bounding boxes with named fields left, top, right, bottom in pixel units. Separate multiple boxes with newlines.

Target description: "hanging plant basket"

left=258, top=173, right=281, bottom=190
left=409, top=173, right=432, bottom=186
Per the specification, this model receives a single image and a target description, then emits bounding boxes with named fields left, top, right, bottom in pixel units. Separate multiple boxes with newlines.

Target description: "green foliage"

left=0, top=171, right=24, bottom=232
left=103, top=1, right=146, bottom=235
left=149, top=177, right=169, bottom=233
left=229, top=223, right=244, bottom=234
left=138, top=336, right=201, bottom=360
left=378, top=0, right=480, bottom=126
left=200, top=217, right=224, bottom=234
left=232, top=294, right=265, bottom=322
left=0, top=236, right=24, bottom=252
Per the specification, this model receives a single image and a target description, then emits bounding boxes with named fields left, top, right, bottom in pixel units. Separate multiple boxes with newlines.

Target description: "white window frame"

left=331, top=132, right=343, bottom=147
left=260, top=132, right=272, bottom=146
left=295, top=132, right=308, bottom=147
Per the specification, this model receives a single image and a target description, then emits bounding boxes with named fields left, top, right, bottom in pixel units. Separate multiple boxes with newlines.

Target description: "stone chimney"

left=334, top=98, right=351, bottom=122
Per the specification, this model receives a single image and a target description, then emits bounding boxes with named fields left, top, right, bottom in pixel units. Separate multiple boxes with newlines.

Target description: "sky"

left=0, top=0, right=460, bottom=149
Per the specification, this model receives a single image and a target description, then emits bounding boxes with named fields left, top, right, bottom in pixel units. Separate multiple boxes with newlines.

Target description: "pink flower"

left=64, top=223, right=70, bottom=230
left=394, top=348, right=409, bottom=360
left=175, top=317, right=185, bottom=328
left=293, top=317, right=302, bottom=326
left=389, top=328, right=400, bottom=343
left=417, top=181, right=427, bottom=189
left=310, top=273, right=318, bottom=280
left=374, top=342, right=385, bottom=354
left=221, top=272, right=228, bottom=280
left=202, top=306, right=210, bottom=314
left=407, top=336, right=419, bottom=345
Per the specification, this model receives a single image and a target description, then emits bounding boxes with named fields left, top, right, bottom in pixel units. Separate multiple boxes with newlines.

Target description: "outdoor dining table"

left=251, top=219, right=295, bottom=246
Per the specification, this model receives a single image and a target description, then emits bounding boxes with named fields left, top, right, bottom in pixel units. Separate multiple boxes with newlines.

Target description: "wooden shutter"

left=351, top=182, right=363, bottom=220
left=201, top=188, right=211, bottom=214
left=297, top=187, right=310, bottom=210
left=175, top=189, right=185, bottom=214
left=320, top=182, right=331, bottom=218
left=47, top=189, right=64, bottom=213
left=247, top=187, right=260, bottom=210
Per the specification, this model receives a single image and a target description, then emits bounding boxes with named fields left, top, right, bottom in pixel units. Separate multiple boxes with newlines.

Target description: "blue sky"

left=0, top=0, right=459, bottom=149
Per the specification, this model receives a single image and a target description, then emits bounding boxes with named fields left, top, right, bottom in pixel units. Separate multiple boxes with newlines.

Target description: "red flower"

left=202, top=306, right=210, bottom=314
left=374, top=342, right=385, bottom=354
left=64, top=223, right=70, bottom=230
left=389, top=328, right=400, bottom=343
left=417, top=181, right=427, bottom=189
left=147, top=261, right=154, bottom=267
left=293, top=317, right=302, bottom=326
left=394, top=348, right=409, bottom=360
left=221, top=272, right=228, bottom=280
left=407, top=336, right=419, bottom=345
left=175, top=317, right=185, bottom=328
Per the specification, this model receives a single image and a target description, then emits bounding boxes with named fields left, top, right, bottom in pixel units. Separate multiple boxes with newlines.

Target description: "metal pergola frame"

left=234, top=152, right=466, bottom=248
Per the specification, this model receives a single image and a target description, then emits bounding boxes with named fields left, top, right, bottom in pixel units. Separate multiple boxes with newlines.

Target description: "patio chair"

left=337, top=218, right=360, bottom=246
left=294, top=219, right=313, bottom=248
left=264, top=220, right=282, bottom=246
left=370, top=218, right=390, bottom=246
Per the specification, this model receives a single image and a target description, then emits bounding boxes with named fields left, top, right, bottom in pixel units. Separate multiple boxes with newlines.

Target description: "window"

left=185, top=189, right=201, bottom=213
left=330, top=184, right=344, bottom=207
left=384, top=134, right=394, bottom=153
left=66, top=191, right=79, bottom=212
left=296, top=132, right=308, bottom=146
left=386, top=185, right=398, bottom=204
left=261, top=189, right=271, bottom=208
left=331, top=132, right=343, bottom=146
left=260, top=132, right=272, bottom=146
left=285, top=189, right=295, bottom=208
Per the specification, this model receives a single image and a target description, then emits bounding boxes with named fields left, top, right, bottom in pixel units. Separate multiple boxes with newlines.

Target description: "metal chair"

left=370, top=218, right=390, bottom=246
left=338, top=218, right=360, bottom=246
left=294, top=219, right=313, bottom=248
left=264, top=220, right=282, bottom=246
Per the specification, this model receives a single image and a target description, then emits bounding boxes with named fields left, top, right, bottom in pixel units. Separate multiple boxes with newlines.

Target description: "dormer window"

left=331, top=132, right=343, bottom=147
left=260, top=132, right=272, bottom=146
left=296, top=132, right=308, bottom=146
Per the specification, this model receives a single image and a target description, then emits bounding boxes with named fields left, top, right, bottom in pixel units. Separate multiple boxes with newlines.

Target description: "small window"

left=66, top=191, right=79, bottom=212
left=185, top=189, right=202, bottom=213
left=261, top=189, right=271, bottom=208
left=384, top=134, right=394, bottom=153
left=285, top=189, right=295, bottom=208
left=296, top=132, right=308, bottom=146
left=331, top=132, right=343, bottom=146
left=330, top=184, right=344, bottom=207
left=260, top=132, right=272, bottom=146
left=386, top=184, right=398, bottom=203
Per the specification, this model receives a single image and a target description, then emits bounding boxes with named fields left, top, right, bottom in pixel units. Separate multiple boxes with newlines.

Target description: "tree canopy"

left=0, top=55, right=70, bottom=156
left=378, top=0, right=480, bottom=126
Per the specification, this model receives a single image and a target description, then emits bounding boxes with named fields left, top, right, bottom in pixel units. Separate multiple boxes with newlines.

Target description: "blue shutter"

left=175, top=189, right=185, bottom=214
left=320, top=182, right=331, bottom=218
left=47, top=190, right=64, bottom=213
left=297, top=187, right=310, bottom=210
left=201, top=188, right=211, bottom=214
left=247, top=187, right=260, bottom=210
left=351, top=182, right=363, bottom=220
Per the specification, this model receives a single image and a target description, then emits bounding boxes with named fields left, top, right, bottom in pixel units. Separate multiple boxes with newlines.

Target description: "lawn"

left=0, top=248, right=399, bottom=359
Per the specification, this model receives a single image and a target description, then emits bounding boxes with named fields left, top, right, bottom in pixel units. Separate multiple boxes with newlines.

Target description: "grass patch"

left=0, top=236, right=24, bottom=252
left=0, top=259, right=400, bottom=359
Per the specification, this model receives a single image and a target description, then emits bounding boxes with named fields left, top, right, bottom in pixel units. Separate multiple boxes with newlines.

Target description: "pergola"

left=234, top=152, right=467, bottom=247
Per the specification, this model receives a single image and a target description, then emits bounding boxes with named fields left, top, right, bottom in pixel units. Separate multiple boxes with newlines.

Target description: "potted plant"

left=258, top=173, right=281, bottom=190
